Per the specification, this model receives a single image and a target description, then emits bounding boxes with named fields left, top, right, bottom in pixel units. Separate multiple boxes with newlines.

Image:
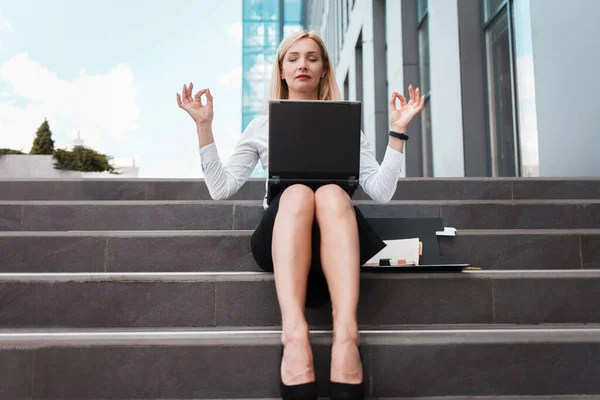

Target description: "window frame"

left=417, top=0, right=433, bottom=177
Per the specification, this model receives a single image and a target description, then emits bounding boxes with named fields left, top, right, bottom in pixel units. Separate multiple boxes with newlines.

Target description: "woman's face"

left=280, top=37, right=326, bottom=99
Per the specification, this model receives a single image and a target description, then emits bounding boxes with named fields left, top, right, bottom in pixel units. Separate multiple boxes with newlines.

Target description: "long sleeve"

left=198, top=121, right=260, bottom=200
left=358, top=132, right=404, bottom=203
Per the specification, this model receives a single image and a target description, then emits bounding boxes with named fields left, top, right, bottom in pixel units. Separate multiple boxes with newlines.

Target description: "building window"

left=485, top=5, right=517, bottom=176
left=345, top=0, right=350, bottom=29
left=417, top=0, right=433, bottom=176
left=344, top=74, right=349, bottom=101
left=484, top=0, right=505, bottom=19
left=483, top=0, right=537, bottom=177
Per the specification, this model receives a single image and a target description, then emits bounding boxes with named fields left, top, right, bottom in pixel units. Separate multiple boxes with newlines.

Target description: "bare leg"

left=314, top=184, right=362, bottom=384
left=272, top=184, right=316, bottom=385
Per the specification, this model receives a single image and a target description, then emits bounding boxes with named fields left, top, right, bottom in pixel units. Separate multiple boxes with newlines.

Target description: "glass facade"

left=242, top=0, right=303, bottom=132
left=300, top=0, right=543, bottom=178
left=485, top=8, right=517, bottom=176
left=242, top=0, right=303, bottom=177
left=512, top=0, right=539, bottom=177
left=483, top=0, right=538, bottom=177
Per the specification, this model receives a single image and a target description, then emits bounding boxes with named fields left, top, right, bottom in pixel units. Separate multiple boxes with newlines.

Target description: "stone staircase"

left=1, top=177, right=600, bottom=399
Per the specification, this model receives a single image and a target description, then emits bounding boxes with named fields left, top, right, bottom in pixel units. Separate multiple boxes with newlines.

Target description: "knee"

left=314, top=184, right=353, bottom=218
left=278, top=184, right=315, bottom=218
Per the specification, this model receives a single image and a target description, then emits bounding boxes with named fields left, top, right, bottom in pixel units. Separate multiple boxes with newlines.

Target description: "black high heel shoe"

left=329, top=347, right=365, bottom=400
left=280, top=346, right=318, bottom=400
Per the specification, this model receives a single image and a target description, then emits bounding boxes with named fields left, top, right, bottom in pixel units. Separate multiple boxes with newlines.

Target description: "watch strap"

left=389, top=131, right=409, bottom=140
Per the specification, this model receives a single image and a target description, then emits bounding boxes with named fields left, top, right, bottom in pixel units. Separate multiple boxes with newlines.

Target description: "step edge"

left=2, top=229, right=600, bottom=238
left=2, top=199, right=600, bottom=205
left=2, top=177, right=600, bottom=182
left=2, top=327, right=600, bottom=348
left=0, top=230, right=256, bottom=237
left=1, top=270, right=600, bottom=282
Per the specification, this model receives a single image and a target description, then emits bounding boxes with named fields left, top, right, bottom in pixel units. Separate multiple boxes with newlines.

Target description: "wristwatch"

left=389, top=130, right=409, bottom=141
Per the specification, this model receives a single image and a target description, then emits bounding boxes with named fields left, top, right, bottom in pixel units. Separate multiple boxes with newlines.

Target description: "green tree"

left=30, top=119, right=55, bottom=155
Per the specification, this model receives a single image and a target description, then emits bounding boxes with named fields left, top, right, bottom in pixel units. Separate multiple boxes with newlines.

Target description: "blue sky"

left=0, top=0, right=243, bottom=177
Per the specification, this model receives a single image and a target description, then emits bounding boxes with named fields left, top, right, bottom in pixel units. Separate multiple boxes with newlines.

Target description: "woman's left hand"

left=389, top=85, right=425, bottom=132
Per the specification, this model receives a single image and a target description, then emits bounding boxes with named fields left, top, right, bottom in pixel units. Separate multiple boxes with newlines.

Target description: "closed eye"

left=287, top=58, right=319, bottom=62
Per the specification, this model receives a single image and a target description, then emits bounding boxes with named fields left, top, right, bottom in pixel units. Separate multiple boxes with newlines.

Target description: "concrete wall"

left=0, top=155, right=81, bottom=178
left=530, top=0, right=600, bottom=177
left=428, top=0, right=465, bottom=177
left=457, top=0, right=489, bottom=177
left=0, top=155, right=138, bottom=178
left=386, top=0, right=407, bottom=176
left=400, top=0, right=424, bottom=177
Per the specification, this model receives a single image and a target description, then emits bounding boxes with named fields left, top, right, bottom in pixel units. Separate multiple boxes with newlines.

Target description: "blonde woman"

left=177, top=30, right=424, bottom=400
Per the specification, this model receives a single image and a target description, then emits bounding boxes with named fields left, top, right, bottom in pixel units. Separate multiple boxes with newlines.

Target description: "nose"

left=298, top=57, right=309, bottom=71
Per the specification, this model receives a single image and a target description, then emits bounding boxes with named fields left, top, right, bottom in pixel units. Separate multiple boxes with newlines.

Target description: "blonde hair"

left=267, top=30, right=341, bottom=108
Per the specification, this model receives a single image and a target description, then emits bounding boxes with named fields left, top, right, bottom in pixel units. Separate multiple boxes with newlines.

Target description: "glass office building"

left=305, top=0, right=600, bottom=178
left=242, top=0, right=303, bottom=131
left=242, top=0, right=303, bottom=177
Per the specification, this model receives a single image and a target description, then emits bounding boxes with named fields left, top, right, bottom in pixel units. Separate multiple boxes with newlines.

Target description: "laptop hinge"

left=271, top=176, right=358, bottom=186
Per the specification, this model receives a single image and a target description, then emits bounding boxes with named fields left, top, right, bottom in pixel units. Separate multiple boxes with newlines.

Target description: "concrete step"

left=1, top=327, right=600, bottom=398
left=2, top=177, right=600, bottom=201
left=0, top=229, right=598, bottom=273
left=1, top=200, right=599, bottom=231
left=2, top=271, right=600, bottom=328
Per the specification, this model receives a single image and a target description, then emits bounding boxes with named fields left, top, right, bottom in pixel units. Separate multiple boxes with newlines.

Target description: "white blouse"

left=198, top=115, right=404, bottom=208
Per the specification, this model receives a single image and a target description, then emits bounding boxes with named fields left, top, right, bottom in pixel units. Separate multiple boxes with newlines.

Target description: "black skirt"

left=250, top=191, right=386, bottom=308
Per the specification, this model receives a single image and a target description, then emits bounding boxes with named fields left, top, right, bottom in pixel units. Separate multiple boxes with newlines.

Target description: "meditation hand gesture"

left=389, top=85, right=425, bottom=132
left=176, top=82, right=213, bottom=126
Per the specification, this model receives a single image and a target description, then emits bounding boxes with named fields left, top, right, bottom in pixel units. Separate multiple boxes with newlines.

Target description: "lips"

left=296, top=75, right=311, bottom=80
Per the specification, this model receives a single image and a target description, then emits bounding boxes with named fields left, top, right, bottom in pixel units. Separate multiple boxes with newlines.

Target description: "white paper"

left=366, top=238, right=421, bottom=266
left=436, top=227, right=457, bottom=236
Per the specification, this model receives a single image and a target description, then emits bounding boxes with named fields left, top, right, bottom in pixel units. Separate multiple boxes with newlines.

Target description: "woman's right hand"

left=176, top=82, right=213, bottom=126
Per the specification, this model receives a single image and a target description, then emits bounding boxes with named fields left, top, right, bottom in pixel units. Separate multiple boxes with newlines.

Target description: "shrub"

left=53, top=146, right=119, bottom=174
left=0, top=148, right=25, bottom=155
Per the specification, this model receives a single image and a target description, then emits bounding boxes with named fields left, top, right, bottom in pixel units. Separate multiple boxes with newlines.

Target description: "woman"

left=177, top=30, right=424, bottom=400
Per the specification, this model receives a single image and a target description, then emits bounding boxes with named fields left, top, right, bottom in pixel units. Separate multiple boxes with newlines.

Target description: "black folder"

left=361, top=217, right=471, bottom=272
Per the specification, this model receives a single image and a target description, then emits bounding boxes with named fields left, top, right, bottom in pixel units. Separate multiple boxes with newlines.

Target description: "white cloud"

left=228, top=22, right=242, bottom=42
left=0, top=53, right=140, bottom=152
left=219, top=66, right=242, bottom=88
